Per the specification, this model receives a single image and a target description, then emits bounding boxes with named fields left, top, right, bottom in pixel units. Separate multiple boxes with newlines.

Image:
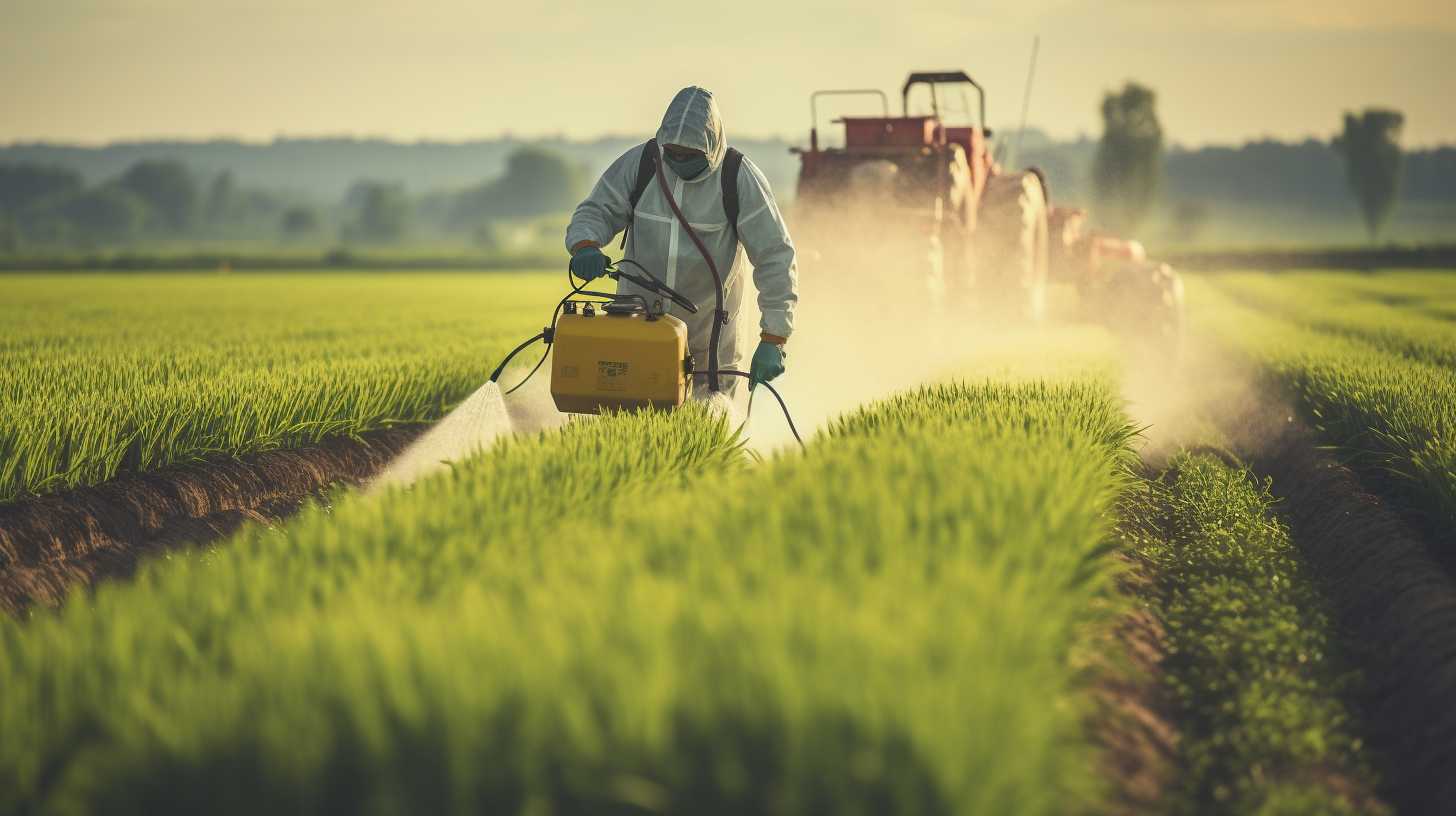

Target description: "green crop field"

left=0, top=272, right=557, bottom=502
left=1189, top=272, right=1456, bottom=540
left=3, top=268, right=1455, bottom=813
left=2, top=382, right=1139, bottom=813
left=1117, top=453, right=1383, bottom=814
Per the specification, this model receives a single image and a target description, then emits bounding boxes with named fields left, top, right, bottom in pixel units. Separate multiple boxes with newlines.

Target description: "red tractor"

left=792, top=70, right=1184, bottom=353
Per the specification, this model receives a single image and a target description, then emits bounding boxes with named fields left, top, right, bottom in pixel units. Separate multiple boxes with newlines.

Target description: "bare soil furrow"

left=0, top=428, right=419, bottom=616
left=1240, top=419, right=1456, bottom=812
left=1091, top=602, right=1180, bottom=815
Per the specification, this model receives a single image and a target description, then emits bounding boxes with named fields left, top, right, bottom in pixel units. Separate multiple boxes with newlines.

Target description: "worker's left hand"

left=569, top=245, right=609, bottom=281
left=749, top=341, right=786, bottom=390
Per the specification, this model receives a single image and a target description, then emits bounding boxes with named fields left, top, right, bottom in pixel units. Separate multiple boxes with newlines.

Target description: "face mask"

left=663, top=150, right=709, bottom=180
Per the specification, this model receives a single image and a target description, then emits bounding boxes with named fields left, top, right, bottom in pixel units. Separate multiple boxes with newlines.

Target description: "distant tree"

left=1162, top=139, right=1346, bottom=213
left=1403, top=145, right=1456, bottom=201
left=239, top=188, right=285, bottom=221
left=449, top=147, right=586, bottom=227
left=1093, top=83, right=1164, bottom=234
left=49, top=186, right=149, bottom=243
left=115, top=159, right=198, bottom=232
left=472, top=220, right=502, bottom=250
left=499, top=147, right=586, bottom=214
left=1168, top=199, right=1211, bottom=245
left=343, top=181, right=409, bottom=243
left=0, top=163, right=83, bottom=215
left=204, top=170, right=239, bottom=224
left=0, top=216, right=19, bottom=253
left=24, top=217, right=76, bottom=246
left=280, top=205, right=320, bottom=237
left=342, top=180, right=378, bottom=211
left=1333, top=109, right=1405, bottom=240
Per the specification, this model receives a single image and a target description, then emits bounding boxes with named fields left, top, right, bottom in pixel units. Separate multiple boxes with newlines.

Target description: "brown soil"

left=1088, top=479, right=1182, bottom=815
left=0, top=428, right=419, bottom=617
left=1233, top=412, right=1456, bottom=813
left=1089, top=580, right=1181, bottom=814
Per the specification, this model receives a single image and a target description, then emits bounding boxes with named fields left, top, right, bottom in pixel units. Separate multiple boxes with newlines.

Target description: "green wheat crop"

left=1211, top=271, right=1456, bottom=368
left=0, top=272, right=559, bottom=502
left=1120, top=453, right=1383, bottom=815
left=1189, top=274, right=1456, bottom=536
left=1, top=379, right=1134, bottom=815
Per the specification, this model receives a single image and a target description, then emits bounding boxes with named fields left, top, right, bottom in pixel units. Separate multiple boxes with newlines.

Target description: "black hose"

left=489, top=261, right=606, bottom=393
left=639, top=154, right=802, bottom=442
left=612, top=258, right=698, bottom=314
left=710, top=370, right=804, bottom=448
left=503, top=345, right=550, bottom=396
left=489, top=331, right=545, bottom=384
left=614, top=258, right=654, bottom=277
left=651, top=148, right=727, bottom=393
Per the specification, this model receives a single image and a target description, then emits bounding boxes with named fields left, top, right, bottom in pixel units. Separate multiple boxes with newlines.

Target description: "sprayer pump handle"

left=612, top=268, right=699, bottom=314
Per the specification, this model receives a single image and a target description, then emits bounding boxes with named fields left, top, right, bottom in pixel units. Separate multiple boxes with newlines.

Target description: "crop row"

left=2, top=379, right=1135, bottom=814
left=1210, top=271, right=1456, bottom=368
left=1119, top=452, right=1383, bottom=814
left=0, top=272, right=558, bottom=502
left=1188, top=276, right=1456, bottom=539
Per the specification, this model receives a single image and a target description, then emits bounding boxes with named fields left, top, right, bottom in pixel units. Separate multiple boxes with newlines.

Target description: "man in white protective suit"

left=564, top=86, right=799, bottom=396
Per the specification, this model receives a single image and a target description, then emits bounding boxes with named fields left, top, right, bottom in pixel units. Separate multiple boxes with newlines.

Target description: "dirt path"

left=1089, top=550, right=1180, bottom=815
left=0, top=428, right=419, bottom=617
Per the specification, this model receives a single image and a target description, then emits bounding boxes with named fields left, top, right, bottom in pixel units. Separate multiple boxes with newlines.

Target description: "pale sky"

left=5, top=0, right=1454, bottom=147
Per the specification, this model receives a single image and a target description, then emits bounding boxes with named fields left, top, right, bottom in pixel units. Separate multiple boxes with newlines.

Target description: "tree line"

left=0, top=147, right=590, bottom=252
left=0, top=109, right=1443, bottom=254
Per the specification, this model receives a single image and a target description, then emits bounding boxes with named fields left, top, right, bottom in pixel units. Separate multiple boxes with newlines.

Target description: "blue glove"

left=749, top=341, right=786, bottom=390
left=569, top=245, right=609, bottom=280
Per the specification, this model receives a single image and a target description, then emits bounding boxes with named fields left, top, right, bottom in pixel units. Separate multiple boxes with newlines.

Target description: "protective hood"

left=655, top=86, right=726, bottom=173
left=566, top=87, right=798, bottom=358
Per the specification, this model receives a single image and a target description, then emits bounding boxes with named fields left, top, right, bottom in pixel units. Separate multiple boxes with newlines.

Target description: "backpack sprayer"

left=484, top=258, right=802, bottom=444
left=486, top=140, right=803, bottom=444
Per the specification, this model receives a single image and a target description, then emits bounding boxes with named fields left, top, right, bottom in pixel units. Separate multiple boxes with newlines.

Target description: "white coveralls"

left=564, top=86, right=798, bottom=395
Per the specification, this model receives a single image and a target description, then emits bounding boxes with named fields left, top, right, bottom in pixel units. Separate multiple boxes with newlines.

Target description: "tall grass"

left=0, top=272, right=558, bottom=501
left=2, top=380, right=1134, bottom=814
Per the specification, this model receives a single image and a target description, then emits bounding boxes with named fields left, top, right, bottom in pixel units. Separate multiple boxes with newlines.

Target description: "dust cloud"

left=736, top=206, right=1105, bottom=451
left=1119, top=334, right=1297, bottom=470
left=762, top=203, right=1280, bottom=463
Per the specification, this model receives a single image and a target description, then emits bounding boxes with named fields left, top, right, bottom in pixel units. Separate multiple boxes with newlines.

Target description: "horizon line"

left=5, top=130, right=1453, bottom=153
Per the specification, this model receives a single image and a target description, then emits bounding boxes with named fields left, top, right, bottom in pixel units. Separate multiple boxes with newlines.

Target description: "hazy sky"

left=5, top=0, right=1453, bottom=147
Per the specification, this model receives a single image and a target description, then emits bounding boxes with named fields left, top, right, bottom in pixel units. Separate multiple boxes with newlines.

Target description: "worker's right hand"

left=569, top=245, right=609, bottom=281
left=748, top=341, right=786, bottom=391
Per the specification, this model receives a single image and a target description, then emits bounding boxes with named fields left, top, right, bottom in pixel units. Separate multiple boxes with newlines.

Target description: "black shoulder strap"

left=721, top=147, right=744, bottom=236
left=621, top=138, right=658, bottom=249
left=628, top=138, right=658, bottom=212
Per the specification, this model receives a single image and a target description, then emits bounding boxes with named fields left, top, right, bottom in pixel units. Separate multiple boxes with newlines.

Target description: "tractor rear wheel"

left=976, top=171, right=1049, bottom=323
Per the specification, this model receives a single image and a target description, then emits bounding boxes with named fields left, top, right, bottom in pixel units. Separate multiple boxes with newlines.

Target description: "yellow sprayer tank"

left=550, top=308, right=692, bottom=414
